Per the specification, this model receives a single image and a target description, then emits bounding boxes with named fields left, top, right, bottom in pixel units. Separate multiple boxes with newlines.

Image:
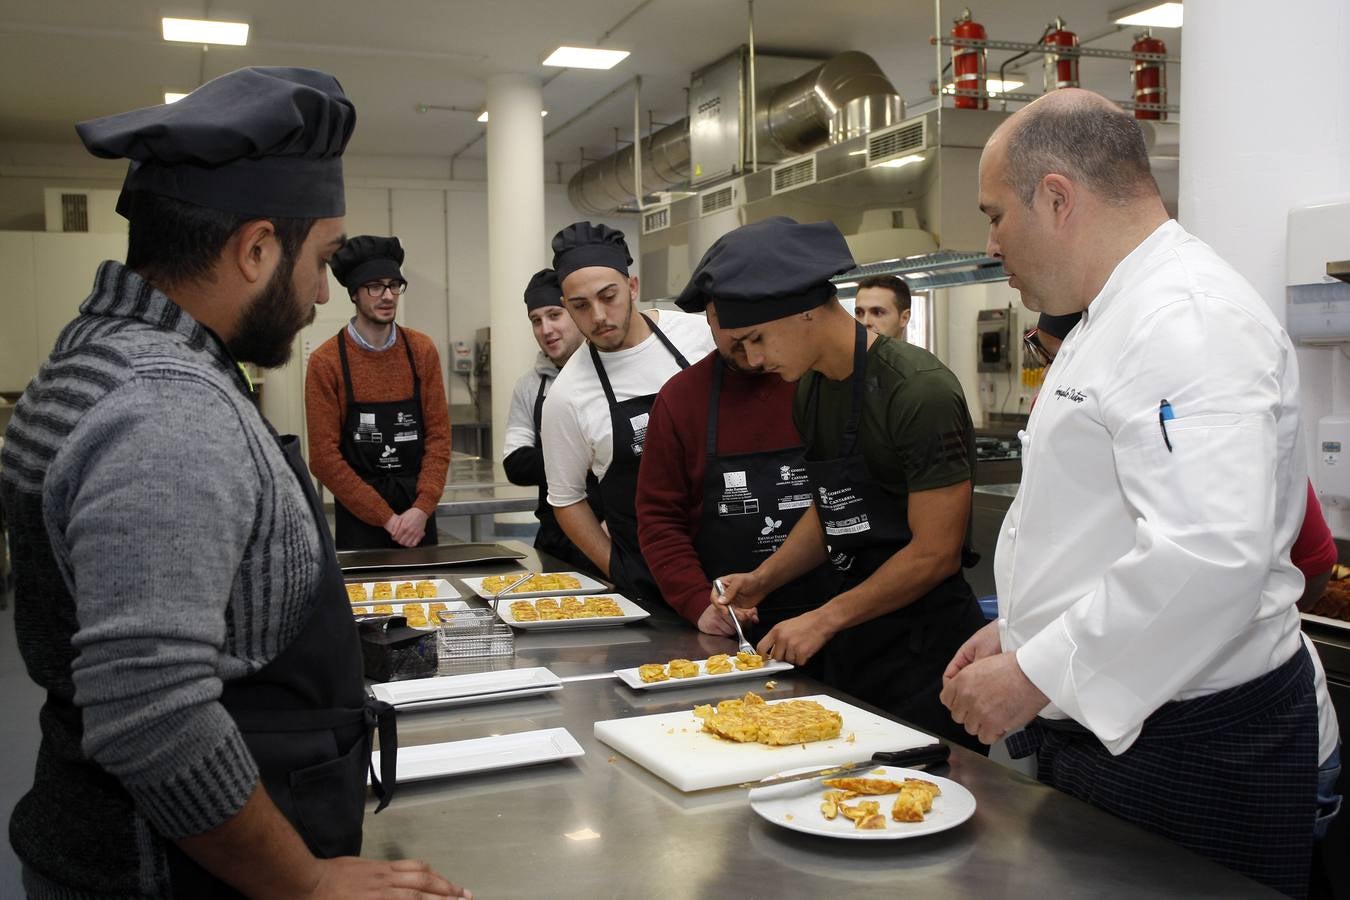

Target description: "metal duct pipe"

left=567, top=50, right=903, bottom=215
left=756, top=50, right=904, bottom=153
left=567, top=118, right=690, bottom=215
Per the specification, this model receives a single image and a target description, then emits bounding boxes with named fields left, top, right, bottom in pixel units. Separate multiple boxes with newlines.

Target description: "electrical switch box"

left=977, top=308, right=1013, bottom=373
left=1317, top=415, right=1350, bottom=507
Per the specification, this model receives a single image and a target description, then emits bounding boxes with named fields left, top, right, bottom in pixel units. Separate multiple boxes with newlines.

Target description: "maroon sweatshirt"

left=636, top=350, right=804, bottom=625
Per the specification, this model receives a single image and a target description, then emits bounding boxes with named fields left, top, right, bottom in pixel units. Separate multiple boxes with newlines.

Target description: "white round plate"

left=748, top=765, right=976, bottom=840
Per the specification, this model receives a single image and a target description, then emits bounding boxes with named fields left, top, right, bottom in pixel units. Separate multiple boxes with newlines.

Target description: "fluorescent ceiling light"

left=162, top=17, right=249, bottom=46
left=943, top=78, right=1024, bottom=96
left=543, top=46, right=630, bottom=69
left=164, top=91, right=189, bottom=104
left=875, top=154, right=926, bottom=169
left=1111, top=2, right=1183, bottom=28
left=477, top=110, right=549, bottom=123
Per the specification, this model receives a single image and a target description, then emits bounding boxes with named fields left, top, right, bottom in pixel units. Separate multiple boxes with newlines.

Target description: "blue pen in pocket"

left=1158, top=399, right=1174, bottom=453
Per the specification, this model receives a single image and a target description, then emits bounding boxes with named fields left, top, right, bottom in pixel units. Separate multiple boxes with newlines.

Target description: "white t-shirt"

left=543, top=308, right=715, bottom=507
left=996, top=220, right=1309, bottom=756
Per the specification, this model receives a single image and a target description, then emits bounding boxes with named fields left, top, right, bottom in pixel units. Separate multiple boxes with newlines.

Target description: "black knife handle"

left=870, top=743, right=950, bottom=768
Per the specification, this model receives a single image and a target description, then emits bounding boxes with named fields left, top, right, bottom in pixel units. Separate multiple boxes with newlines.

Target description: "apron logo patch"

left=723, top=471, right=747, bottom=489
left=360, top=413, right=376, bottom=425
left=824, top=515, right=871, bottom=536
left=780, top=465, right=792, bottom=480
left=395, top=411, right=417, bottom=426
left=717, top=498, right=761, bottom=516
left=381, top=445, right=396, bottom=458
left=759, top=516, right=783, bottom=535
left=393, top=431, right=420, bottom=443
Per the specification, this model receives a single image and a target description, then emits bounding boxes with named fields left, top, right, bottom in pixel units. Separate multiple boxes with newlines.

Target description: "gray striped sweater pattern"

left=1, top=261, right=323, bottom=897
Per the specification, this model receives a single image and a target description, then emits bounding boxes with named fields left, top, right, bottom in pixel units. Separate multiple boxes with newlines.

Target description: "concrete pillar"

left=1179, top=0, right=1350, bottom=535
left=486, top=73, right=546, bottom=468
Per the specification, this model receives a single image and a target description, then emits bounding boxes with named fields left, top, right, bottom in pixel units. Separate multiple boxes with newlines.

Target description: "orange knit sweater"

left=304, top=326, right=451, bottom=526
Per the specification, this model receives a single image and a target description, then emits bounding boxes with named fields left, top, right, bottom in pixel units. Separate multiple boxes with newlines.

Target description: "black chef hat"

left=331, top=236, right=405, bottom=292
left=523, top=269, right=563, bottom=311
left=676, top=217, right=856, bottom=329
left=76, top=66, right=355, bottom=220
left=1037, top=311, right=1082, bottom=340
left=551, top=221, right=632, bottom=283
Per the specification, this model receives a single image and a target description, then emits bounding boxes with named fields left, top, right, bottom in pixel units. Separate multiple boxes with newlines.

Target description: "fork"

left=490, top=572, right=535, bottom=618
left=713, top=578, right=756, bottom=657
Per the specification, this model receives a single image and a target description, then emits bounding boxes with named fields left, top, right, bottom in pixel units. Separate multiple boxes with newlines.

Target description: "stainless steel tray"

left=337, top=542, right=526, bottom=573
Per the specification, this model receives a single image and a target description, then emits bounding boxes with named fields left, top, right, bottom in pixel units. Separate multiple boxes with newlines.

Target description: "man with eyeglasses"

left=306, top=235, right=451, bottom=549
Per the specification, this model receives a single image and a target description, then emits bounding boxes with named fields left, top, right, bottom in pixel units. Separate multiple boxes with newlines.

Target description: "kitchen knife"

left=741, top=743, right=951, bottom=789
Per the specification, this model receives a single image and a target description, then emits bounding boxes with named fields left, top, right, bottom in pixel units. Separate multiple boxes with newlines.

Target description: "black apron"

left=334, top=329, right=438, bottom=550
left=592, top=313, right=690, bottom=605
left=694, top=357, right=830, bottom=652
left=530, top=375, right=604, bottom=576
left=167, top=427, right=397, bottom=894
left=804, top=322, right=987, bottom=752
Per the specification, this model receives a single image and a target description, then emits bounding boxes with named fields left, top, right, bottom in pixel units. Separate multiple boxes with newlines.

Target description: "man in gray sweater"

left=0, top=68, right=466, bottom=898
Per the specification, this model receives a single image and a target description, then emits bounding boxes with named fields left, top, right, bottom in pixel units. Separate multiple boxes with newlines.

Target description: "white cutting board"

left=593, top=694, right=933, bottom=792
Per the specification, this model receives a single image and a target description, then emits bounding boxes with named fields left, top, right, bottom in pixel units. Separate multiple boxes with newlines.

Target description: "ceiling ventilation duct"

left=567, top=50, right=903, bottom=215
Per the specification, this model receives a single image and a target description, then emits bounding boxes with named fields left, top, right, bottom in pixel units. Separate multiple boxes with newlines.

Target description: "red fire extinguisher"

left=951, top=8, right=987, bottom=110
left=1131, top=31, right=1167, bottom=120
left=1044, top=17, right=1079, bottom=90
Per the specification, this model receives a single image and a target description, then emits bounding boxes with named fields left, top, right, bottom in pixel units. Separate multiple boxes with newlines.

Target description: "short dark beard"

left=228, top=252, right=311, bottom=368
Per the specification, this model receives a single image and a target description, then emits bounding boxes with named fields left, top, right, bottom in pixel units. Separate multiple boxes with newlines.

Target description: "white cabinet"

left=0, top=231, right=126, bottom=393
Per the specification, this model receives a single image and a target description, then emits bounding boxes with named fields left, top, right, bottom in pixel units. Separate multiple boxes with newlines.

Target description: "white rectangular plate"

left=594, top=694, right=934, bottom=792
left=461, top=571, right=608, bottom=600
left=492, top=593, right=650, bottom=630
left=748, top=765, right=976, bottom=840
left=371, top=727, right=584, bottom=783
left=1301, top=612, right=1350, bottom=632
left=615, top=656, right=794, bottom=691
left=351, top=600, right=470, bottom=631
left=371, top=667, right=562, bottom=708
left=348, top=578, right=462, bottom=603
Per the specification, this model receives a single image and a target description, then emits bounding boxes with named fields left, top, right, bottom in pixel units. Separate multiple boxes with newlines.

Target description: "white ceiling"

left=0, top=0, right=1181, bottom=174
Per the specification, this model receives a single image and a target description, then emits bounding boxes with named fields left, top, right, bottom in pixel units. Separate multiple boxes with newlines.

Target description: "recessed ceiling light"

left=161, top=17, right=250, bottom=46
left=943, top=78, right=1024, bottom=96
left=477, top=110, right=549, bottom=123
left=542, top=46, right=630, bottom=70
left=1111, top=2, right=1183, bottom=28
left=164, top=92, right=190, bottom=104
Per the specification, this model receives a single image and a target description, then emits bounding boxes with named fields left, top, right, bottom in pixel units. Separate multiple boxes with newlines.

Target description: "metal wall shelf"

left=833, top=250, right=1006, bottom=292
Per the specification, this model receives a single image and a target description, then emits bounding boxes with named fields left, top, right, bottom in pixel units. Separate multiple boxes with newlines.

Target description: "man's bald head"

left=991, top=88, right=1158, bottom=208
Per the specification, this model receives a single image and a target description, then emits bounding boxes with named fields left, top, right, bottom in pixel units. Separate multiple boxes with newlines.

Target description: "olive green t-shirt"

left=792, top=335, right=974, bottom=503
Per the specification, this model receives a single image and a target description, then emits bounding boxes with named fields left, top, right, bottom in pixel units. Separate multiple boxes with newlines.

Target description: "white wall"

left=0, top=231, right=128, bottom=393
left=0, top=142, right=636, bottom=468
left=1179, top=0, right=1350, bottom=537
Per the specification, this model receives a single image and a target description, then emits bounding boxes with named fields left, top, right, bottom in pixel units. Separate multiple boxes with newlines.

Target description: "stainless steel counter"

left=355, top=543, right=1276, bottom=899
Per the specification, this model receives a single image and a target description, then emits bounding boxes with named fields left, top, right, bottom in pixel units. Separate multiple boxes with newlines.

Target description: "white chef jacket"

left=503, top=352, right=560, bottom=460
left=542, top=308, right=714, bottom=507
left=996, top=219, right=1307, bottom=756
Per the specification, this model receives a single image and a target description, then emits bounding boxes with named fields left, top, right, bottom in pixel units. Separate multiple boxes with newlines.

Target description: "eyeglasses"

left=359, top=281, right=407, bottom=298
left=1022, top=327, right=1052, bottom=368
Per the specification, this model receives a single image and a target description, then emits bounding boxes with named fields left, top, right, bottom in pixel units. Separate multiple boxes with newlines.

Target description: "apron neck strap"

left=338, top=329, right=421, bottom=406
left=336, top=329, right=358, bottom=402
left=841, top=321, right=868, bottom=453
left=399, top=330, right=421, bottom=403
left=644, top=312, right=692, bottom=368
left=532, top=374, right=548, bottom=447
left=705, top=355, right=724, bottom=459
left=588, top=311, right=691, bottom=410
left=805, top=321, right=869, bottom=456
